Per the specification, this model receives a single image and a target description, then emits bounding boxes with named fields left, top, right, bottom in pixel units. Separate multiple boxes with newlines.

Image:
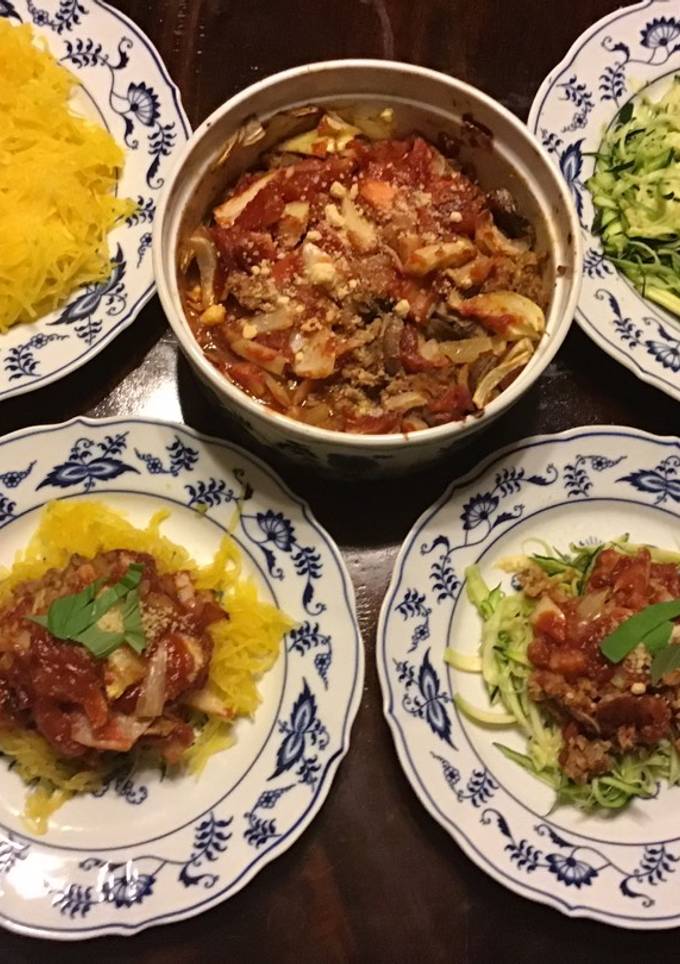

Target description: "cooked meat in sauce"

left=0, top=550, right=225, bottom=764
left=525, top=548, right=680, bottom=784
left=181, top=112, right=548, bottom=434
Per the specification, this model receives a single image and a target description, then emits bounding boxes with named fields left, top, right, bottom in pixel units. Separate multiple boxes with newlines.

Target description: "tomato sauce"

left=0, top=550, right=223, bottom=761
left=526, top=548, right=680, bottom=778
left=181, top=114, right=547, bottom=434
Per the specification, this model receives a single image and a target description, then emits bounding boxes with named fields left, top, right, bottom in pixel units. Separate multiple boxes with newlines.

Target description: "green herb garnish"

left=641, top=619, right=674, bottom=655
left=600, top=599, right=680, bottom=663
left=27, top=563, right=147, bottom=659
left=651, top=641, right=680, bottom=685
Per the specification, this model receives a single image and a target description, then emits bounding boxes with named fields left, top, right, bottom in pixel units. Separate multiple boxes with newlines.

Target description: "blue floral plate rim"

left=0, top=0, right=191, bottom=402
left=0, top=415, right=363, bottom=939
left=378, top=424, right=680, bottom=929
left=528, top=0, right=680, bottom=402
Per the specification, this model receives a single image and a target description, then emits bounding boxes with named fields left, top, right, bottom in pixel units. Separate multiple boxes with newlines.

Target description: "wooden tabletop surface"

left=3, top=0, right=680, bottom=960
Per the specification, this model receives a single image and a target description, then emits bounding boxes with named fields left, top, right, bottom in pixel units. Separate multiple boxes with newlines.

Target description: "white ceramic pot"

left=154, top=59, right=582, bottom=475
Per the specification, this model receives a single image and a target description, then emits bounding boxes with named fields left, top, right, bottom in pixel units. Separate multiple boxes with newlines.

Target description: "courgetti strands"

left=448, top=538, right=680, bottom=811
left=588, top=76, right=680, bottom=318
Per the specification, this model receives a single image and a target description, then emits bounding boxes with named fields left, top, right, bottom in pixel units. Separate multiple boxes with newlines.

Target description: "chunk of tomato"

left=344, top=413, right=399, bottom=434
left=211, top=225, right=276, bottom=271
left=234, top=182, right=285, bottom=230
left=271, top=251, right=302, bottom=288
left=228, top=362, right=267, bottom=398
left=427, top=384, right=473, bottom=422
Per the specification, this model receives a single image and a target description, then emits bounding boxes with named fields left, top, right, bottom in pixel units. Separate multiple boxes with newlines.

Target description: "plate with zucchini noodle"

left=378, top=425, right=680, bottom=928
left=529, top=0, right=680, bottom=402
left=0, top=417, right=362, bottom=939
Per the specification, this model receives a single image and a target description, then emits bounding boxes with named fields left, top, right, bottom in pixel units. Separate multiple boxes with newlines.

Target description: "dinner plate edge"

left=0, top=414, right=365, bottom=940
left=376, top=423, right=680, bottom=929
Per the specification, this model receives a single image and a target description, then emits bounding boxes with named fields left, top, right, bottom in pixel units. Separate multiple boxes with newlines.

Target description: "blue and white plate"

left=0, top=1, right=189, bottom=401
left=528, top=0, right=680, bottom=401
left=378, top=426, right=680, bottom=929
left=0, top=417, right=362, bottom=939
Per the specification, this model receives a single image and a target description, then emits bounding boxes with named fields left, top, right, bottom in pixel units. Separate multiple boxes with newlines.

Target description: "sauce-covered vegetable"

left=181, top=111, right=548, bottom=434
left=456, top=540, right=680, bottom=811
left=0, top=500, right=291, bottom=833
left=1, top=548, right=222, bottom=762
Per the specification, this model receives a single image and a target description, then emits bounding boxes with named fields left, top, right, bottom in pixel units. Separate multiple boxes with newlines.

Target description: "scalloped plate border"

left=0, top=0, right=190, bottom=401
left=528, top=0, right=680, bottom=402
left=378, top=424, right=680, bottom=929
left=0, top=416, right=363, bottom=939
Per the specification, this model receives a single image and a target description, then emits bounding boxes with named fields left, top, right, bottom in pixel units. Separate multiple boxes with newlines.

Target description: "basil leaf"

left=600, top=599, right=680, bottom=663
left=72, top=624, right=126, bottom=659
left=26, top=578, right=103, bottom=638
left=651, top=643, right=680, bottom=685
left=91, top=563, right=143, bottom=621
left=27, top=614, right=49, bottom=629
left=121, top=588, right=146, bottom=654
left=49, top=579, right=100, bottom=637
left=70, top=587, right=147, bottom=657
left=641, top=620, right=673, bottom=655
left=24, top=564, right=147, bottom=659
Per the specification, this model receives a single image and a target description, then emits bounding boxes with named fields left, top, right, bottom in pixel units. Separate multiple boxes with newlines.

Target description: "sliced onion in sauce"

left=213, top=170, right=277, bottom=226
left=298, top=402, right=334, bottom=427
left=472, top=338, right=533, bottom=408
left=419, top=338, right=446, bottom=363
left=341, top=195, right=377, bottom=251
left=292, top=378, right=313, bottom=406
left=248, top=306, right=294, bottom=334
left=262, top=372, right=292, bottom=408
left=402, top=415, right=429, bottom=432
left=575, top=589, right=610, bottom=623
left=383, top=391, right=428, bottom=412
left=182, top=687, right=235, bottom=719
left=230, top=338, right=287, bottom=375
left=291, top=329, right=336, bottom=379
left=136, top=643, right=168, bottom=719
left=438, top=335, right=494, bottom=365
left=185, top=227, right=219, bottom=308
left=475, top=211, right=528, bottom=257
left=71, top=713, right=150, bottom=752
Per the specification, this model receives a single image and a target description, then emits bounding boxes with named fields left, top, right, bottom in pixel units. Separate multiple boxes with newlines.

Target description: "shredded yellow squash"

left=0, top=21, right=135, bottom=331
left=0, top=500, right=293, bottom=833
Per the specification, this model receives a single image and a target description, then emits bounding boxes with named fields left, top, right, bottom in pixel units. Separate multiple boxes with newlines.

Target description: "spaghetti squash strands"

left=0, top=21, right=135, bottom=330
left=0, top=501, right=292, bottom=832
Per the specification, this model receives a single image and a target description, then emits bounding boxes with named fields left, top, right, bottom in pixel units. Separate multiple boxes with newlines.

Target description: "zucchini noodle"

left=587, top=76, right=680, bottom=318
left=452, top=540, right=680, bottom=811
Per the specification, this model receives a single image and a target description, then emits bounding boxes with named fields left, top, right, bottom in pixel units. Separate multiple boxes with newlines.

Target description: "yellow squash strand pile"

left=0, top=21, right=135, bottom=331
left=0, top=501, right=293, bottom=832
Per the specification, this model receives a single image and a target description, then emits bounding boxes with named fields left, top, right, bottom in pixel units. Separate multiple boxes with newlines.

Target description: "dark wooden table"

left=3, top=1, right=679, bottom=960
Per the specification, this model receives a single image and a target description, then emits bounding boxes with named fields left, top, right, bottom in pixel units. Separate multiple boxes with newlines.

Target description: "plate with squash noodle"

left=0, top=2, right=189, bottom=401
left=0, top=417, right=362, bottom=939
